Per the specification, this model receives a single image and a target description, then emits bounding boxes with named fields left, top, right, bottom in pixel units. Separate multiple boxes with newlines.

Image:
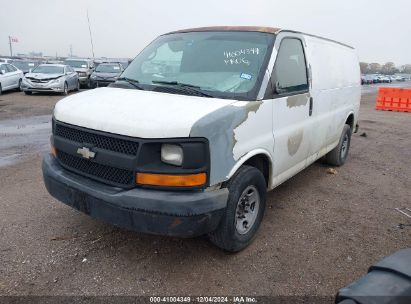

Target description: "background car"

left=90, top=62, right=124, bottom=87
left=21, top=64, right=79, bottom=95
left=64, top=58, right=95, bottom=88
left=0, top=58, right=14, bottom=64
left=394, top=75, right=406, bottom=82
left=11, top=60, right=42, bottom=74
left=0, top=63, right=23, bottom=94
left=363, top=75, right=374, bottom=84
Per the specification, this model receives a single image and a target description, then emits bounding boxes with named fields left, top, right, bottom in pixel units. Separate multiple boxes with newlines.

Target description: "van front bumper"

left=42, top=155, right=228, bottom=237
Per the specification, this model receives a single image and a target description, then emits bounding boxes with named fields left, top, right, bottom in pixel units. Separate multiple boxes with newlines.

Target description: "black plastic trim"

left=43, top=155, right=228, bottom=237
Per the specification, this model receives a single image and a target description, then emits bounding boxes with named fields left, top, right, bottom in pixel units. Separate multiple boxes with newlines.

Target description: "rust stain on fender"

left=287, top=95, right=309, bottom=108
left=288, top=130, right=304, bottom=156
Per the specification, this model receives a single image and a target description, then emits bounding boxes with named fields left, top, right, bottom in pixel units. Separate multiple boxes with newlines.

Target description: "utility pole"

left=87, top=9, right=95, bottom=58
left=8, top=36, right=13, bottom=57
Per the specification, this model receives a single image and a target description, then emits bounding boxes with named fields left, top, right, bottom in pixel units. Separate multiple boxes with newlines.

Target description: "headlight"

left=161, top=144, right=183, bottom=166
left=50, top=78, right=62, bottom=84
left=91, top=75, right=97, bottom=79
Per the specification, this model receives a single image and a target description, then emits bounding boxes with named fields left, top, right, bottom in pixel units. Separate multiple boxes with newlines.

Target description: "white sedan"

left=0, top=63, right=23, bottom=94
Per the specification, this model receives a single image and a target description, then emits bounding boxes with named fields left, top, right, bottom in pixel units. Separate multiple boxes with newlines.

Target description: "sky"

left=1, top=0, right=410, bottom=65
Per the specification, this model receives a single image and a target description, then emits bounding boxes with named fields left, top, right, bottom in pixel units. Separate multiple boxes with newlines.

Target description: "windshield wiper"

left=117, top=77, right=144, bottom=90
left=152, top=80, right=214, bottom=98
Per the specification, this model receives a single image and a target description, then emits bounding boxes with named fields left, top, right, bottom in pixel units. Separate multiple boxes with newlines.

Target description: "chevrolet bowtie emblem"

left=77, top=147, right=96, bottom=160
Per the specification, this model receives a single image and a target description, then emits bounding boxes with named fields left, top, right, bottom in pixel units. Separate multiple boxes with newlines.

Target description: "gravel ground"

left=0, top=87, right=410, bottom=297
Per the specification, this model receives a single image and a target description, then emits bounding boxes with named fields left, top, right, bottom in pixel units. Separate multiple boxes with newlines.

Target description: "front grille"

left=27, top=78, right=49, bottom=83
left=57, top=150, right=134, bottom=186
left=55, top=123, right=139, bottom=155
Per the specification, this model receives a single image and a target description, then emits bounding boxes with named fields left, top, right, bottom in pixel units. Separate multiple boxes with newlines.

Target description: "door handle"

left=309, top=97, right=313, bottom=116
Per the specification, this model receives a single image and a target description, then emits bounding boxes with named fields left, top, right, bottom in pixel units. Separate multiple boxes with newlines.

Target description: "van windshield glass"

left=121, top=31, right=275, bottom=100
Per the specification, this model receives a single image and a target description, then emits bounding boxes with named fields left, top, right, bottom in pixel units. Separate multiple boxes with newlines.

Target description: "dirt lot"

left=0, top=86, right=410, bottom=297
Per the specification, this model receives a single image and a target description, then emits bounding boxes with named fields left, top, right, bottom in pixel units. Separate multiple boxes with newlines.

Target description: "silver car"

left=0, top=63, right=24, bottom=94
left=64, top=58, right=95, bottom=88
left=21, top=64, right=79, bottom=95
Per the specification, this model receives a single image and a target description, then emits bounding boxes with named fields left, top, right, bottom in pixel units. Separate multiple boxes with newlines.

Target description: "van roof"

left=165, top=26, right=354, bottom=49
left=166, top=26, right=281, bottom=35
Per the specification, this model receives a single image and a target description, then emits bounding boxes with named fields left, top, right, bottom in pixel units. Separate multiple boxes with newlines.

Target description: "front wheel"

left=208, top=166, right=266, bottom=252
left=62, top=82, right=68, bottom=95
left=326, top=124, right=352, bottom=166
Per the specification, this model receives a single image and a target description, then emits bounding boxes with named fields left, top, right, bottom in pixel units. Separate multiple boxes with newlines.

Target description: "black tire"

left=86, top=78, right=91, bottom=89
left=62, top=82, right=68, bottom=95
left=17, top=79, right=22, bottom=91
left=0, top=84, right=2, bottom=95
left=24, top=91, right=32, bottom=95
left=326, top=124, right=352, bottom=166
left=209, top=165, right=267, bottom=252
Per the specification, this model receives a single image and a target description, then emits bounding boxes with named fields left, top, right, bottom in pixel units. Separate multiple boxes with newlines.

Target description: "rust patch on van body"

left=288, top=130, right=304, bottom=156
left=287, top=95, right=309, bottom=108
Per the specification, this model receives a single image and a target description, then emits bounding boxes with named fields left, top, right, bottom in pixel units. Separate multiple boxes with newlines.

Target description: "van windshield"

left=121, top=31, right=275, bottom=100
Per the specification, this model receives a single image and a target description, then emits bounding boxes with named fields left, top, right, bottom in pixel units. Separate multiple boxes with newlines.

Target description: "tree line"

left=360, top=62, right=411, bottom=75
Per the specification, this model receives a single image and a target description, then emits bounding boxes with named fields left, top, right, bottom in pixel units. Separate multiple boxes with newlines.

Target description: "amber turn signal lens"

left=50, top=144, right=57, bottom=158
left=136, top=172, right=207, bottom=187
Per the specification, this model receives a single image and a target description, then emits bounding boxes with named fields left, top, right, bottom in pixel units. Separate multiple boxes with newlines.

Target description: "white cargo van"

left=43, top=27, right=360, bottom=252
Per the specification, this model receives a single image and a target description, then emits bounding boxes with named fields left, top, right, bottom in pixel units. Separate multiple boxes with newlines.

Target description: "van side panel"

left=304, top=36, right=361, bottom=161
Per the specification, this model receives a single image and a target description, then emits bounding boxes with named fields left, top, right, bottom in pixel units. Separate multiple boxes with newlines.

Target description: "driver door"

left=270, top=35, right=313, bottom=187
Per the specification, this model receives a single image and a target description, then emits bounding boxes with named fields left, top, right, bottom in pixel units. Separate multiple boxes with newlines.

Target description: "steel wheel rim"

left=235, top=185, right=260, bottom=235
left=341, top=134, right=349, bottom=159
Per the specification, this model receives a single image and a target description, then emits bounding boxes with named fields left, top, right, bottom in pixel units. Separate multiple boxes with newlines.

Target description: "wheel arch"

left=345, top=111, right=355, bottom=130
left=226, top=149, right=273, bottom=189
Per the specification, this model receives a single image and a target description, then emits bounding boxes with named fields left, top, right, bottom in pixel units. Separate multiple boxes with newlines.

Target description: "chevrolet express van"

left=43, top=27, right=360, bottom=252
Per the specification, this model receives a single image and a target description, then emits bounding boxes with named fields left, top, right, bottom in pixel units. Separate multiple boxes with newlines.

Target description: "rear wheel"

left=326, top=124, right=352, bottom=166
left=208, top=166, right=266, bottom=252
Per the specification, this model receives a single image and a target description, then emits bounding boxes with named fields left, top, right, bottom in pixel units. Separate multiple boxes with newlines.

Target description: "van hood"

left=54, top=87, right=236, bottom=138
